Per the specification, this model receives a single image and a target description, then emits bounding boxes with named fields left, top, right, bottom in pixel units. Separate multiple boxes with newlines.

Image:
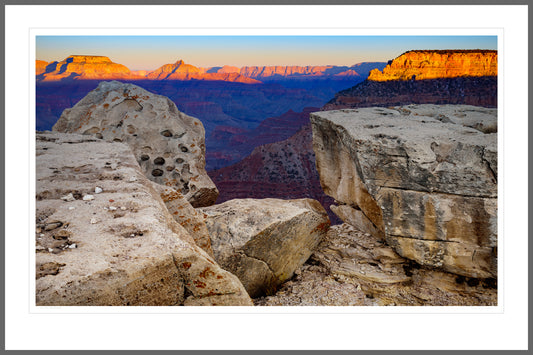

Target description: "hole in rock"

left=154, top=157, right=165, bottom=165
left=161, top=130, right=173, bottom=137
left=151, top=169, right=164, bottom=177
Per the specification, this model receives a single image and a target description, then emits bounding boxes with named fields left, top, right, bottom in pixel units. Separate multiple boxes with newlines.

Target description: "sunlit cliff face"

left=38, top=55, right=135, bottom=81
left=367, top=50, right=497, bottom=82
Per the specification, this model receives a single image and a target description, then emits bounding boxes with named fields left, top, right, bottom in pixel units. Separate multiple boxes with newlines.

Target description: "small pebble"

left=40, top=233, right=45, bottom=237
left=90, top=218, right=98, bottom=224
left=69, top=244, right=77, bottom=249
left=48, top=248, right=54, bottom=253
left=61, top=193, right=75, bottom=202
left=109, top=206, right=117, bottom=211
left=120, top=206, right=127, bottom=211
left=95, top=187, right=103, bottom=194
left=68, top=206, right=75, bottom=210
left=83, top=194, right=95, bottom=201
left=129, top=176, right=137, bottom=182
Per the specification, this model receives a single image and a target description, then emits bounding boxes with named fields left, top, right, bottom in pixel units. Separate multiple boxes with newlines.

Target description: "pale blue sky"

left=36, top=36, right=497, bottom=70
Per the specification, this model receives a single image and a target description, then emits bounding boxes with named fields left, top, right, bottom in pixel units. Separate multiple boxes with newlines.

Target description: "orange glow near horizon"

left=36, top=36, right=498, bottom=71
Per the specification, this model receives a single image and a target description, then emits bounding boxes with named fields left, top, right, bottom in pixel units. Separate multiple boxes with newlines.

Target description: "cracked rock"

left=36, top=132, right=251, bottom=306
left=201, top=198, right=330, bottom=298
left=311, top=105, right=497, bottom=278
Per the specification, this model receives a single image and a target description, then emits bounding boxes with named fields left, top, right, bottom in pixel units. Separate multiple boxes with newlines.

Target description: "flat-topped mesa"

left=52, top=81, right=219, bottom=207
left=67, top=55, right=113, bottom=63
left=368, top=50, right=497, bottom=81
left=311, top=105, right=497, bottom=279
left=38, top=55, right=134, bottom=81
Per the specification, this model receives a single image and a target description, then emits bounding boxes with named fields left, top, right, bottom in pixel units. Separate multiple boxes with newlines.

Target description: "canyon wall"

left=325, top=50, right=497, bottom=110
left=208, top=123, right=341, bottom=224
left=38, top=55, right=136, bottom=82
left=368, top=50, right=497, bottom=81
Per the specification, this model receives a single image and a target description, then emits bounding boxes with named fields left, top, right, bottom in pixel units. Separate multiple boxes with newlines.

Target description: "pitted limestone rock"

left=52, top=80, right=218, bottom=207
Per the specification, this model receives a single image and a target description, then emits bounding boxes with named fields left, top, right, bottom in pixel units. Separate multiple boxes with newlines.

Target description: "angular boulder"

left=311, top=105, right=497, bottom=278
left=52, top=80, right=218, bottom=207
left=35, top=132, right=252, bottom=306
left=200, top=198, right=330, bottom=297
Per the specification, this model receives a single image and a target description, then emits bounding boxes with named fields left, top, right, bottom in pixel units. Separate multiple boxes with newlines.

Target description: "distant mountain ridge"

left=36, top=56, right=386, bottom=83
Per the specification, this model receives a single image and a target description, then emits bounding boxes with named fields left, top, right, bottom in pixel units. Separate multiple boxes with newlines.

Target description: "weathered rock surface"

left=52, top=80, right=218, bottom=207
left=367, top=50, right=497, bottom=81
left=150, top=182, right=214, bottom=257
left=200, top=198, right=330, bottom=297
left=311, top=105, right=497, bottom=278
left=256, top=224, right=497, bottom=306
left=36, top=132, right=252, bottom=306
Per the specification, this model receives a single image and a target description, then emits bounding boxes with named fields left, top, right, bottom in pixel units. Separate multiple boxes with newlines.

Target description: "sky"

left=36, top=36, right=497, bottom=71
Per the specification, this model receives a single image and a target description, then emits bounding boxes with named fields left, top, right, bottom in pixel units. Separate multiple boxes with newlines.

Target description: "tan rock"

left=35, top=132, right=252, bottom=306
left=52, top=80, right=218, bottom=207
left=311, top=105, right=497, bottom=278
left=150, top=182, right=214, bottom=257
left=201, top=198, right=330, bottom=297
left=256, top=224, right=497, bottom=306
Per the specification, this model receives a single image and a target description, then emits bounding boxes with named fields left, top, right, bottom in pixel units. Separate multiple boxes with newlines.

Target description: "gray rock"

left=311, top=105, right=497, bottom=278
left=52, top=80, right=218, bottom=207
left=35, top=132, right=252, bottom=306
left=201, top=198, right=330, bottom=297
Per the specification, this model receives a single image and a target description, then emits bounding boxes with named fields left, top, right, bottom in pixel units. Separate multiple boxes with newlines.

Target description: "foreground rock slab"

left=201, top=198, right=330, bottom=298
left=36, top=132, right=252, bottom=306
left=311, top=105, right=497, bottom=278
left=52, top=80, right=218, bottom=207
left=256, top=224, right=497, bottom=306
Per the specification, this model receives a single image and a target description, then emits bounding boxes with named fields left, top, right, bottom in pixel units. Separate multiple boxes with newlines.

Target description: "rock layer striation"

left=311, top=105, right=497, bottom=278
left=367, top=50, right=497, bottom=81
left=38, top=55, right=137, bottom=82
